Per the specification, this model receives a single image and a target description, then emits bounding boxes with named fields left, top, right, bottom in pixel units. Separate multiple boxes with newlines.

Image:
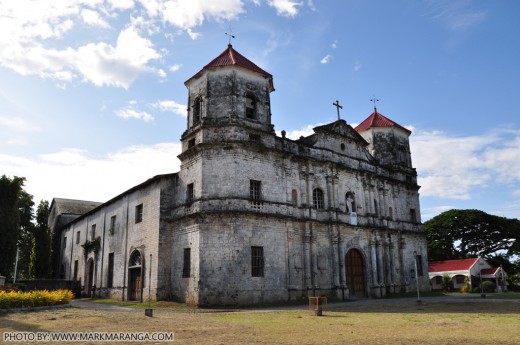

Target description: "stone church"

left=50, top=44, right=430, bottom=305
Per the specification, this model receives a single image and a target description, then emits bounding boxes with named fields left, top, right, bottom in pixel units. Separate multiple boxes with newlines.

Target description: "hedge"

left=0, top=289, right=74, bottom=309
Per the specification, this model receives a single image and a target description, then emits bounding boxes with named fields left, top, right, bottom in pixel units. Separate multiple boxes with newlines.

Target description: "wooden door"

left=345, top=249, right=366, bottom=297
left=129, top=268, right=142, bottom=301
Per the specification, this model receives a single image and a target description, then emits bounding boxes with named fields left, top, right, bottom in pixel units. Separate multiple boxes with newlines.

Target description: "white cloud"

left=353, top=61, right=362, bottom=72
left=320, top=54, right=331, bottom=64
left=0, top=116, right=40, bottom=132
left=426, top=0, right=486, bottom=31
left=0, top=143, right=182, bottom=204
left=115, top=107, right=154, bottom=122
left=186, top=28, right=201, bottom=40
left=277, top=124, right=320, bottom=140
left=169, top=64, right=181, bottom=72
left=159, top=0, right=245, bottom=30
left=331, top=40, right=338, bottom=49
left=80, top=9, right=111, bottom=28
left=267, top=0, right=301, bottom=17
left=412, top=128, right=520, bottom=200
left=152, top=100, right=187, bottom=117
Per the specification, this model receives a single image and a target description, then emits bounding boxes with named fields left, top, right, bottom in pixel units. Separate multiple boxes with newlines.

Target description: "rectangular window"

left=186, top=183, right=194, bottom=204
left=76, top=231, right=80, bottom=244
left=410, top=209, right=417, bottom=223
left=249, top=134, right=260, bottom=143
left=251, top=246, right=264, bottom=277
left=182, top=248, right=191, bottom=278
left=110, top=215, right=116, bottom=233
left=73, top=260, right=79, bottom=281
left=107, top=253, right=114, bottom=288
left=416, top=255, right=423, bottom=277
left=91, top=224, right=96, bottom=240
left=63, top=237, right=67, bottom=250
left=188, top=138, right=195, bottom=148
left=250, top=180, right=262, bottom=200
left=135, top=204, right=143, bottom=223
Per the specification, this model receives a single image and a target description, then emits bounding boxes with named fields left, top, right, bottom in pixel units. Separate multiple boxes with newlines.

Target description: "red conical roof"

left=355, top=110, right=411, bottom=134
left=204, top=44, right=272, bottom=79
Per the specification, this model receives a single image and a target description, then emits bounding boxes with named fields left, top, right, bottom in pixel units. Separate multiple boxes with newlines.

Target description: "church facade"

left=51, top=45, right=430, bottom=305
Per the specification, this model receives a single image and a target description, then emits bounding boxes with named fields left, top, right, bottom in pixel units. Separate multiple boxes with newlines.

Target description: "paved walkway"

left=69, top=294, right=518, bottom=314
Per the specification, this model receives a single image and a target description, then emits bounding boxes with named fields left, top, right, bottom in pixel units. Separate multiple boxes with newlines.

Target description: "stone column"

left=370, top=239, right=378, bottom=296
left=303, top=225, right=312, bottom=290
left=377, top=235, right=385, bottom=297
left=331, top=225, right=340, bottom=289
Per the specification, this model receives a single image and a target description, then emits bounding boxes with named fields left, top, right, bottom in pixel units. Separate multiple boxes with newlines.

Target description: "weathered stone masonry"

left=51, top=44, right=429, bottom=305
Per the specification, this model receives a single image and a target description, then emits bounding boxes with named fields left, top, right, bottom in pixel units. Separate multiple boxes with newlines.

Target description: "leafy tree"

left=0, top=175, right=33, bottom=278
left=29, top=200, right=52, bottom=278
left=425, top=209, right=520, bottom=261
left=16, top=191, right=36, bottom=279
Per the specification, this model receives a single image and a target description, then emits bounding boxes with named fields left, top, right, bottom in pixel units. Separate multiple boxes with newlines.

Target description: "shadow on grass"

left=0, top=316, right=44, bottom=332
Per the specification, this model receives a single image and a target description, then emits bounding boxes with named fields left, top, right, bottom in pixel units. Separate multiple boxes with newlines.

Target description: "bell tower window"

left=245, top=94, right=256, bottom=119
left=193, top=97, right=202, bottom=125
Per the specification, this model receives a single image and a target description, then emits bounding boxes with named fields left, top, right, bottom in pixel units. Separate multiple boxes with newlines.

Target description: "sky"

left=1, top=0, right=519, bottom=222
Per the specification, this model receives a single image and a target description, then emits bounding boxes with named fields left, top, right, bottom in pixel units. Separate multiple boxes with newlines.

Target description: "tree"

left=29, top=200, right=52, bottom=278
left=16, top=191, right=36, bottom=279
left=0, top=175, right=33, bottom=279
left=425, top=209, right=520, bottom=261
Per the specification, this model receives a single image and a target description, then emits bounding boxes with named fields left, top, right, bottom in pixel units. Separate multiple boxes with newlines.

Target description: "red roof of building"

left=428, top=258, right=479, bottom=273
left=481, top=267, right=498, bottom=275
left=204, top=44, right=272, bottom=79
left=355, top=110, right=411, bottom=134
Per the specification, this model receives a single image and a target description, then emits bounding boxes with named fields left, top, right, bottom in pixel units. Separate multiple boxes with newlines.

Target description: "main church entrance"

left=345, top=249, right=366, bottom=297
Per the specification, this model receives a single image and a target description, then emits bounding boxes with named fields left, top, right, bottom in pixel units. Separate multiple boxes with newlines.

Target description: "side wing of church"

left=51, top=44, right=430, bottom=305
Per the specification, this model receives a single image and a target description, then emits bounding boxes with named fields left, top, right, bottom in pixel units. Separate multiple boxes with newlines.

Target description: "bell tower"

left=180, top=44, right=275, bottom=156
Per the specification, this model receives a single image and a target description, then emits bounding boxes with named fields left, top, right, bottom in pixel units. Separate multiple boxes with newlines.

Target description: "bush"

left=0, top=289, right=73, bottom=309
left=472, top=281, right=497, bottom=293
left=460, top=276, right=471, bottom=293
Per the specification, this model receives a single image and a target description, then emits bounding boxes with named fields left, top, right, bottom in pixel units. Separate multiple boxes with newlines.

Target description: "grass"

left=1, top=297, right=519, bottom=344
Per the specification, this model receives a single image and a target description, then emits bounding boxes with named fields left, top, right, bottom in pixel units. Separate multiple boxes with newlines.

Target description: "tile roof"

left=428, top=258, right=479, bottom=273
left=355, top=110, right=411, bottom=134
left=204, top=44, right=272, bottom=79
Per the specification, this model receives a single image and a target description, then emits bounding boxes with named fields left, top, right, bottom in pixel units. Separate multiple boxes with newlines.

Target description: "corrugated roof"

left=355, top=110, right=411, bottom=134
left=51, top=198, right=102, bottom=216
left=428, top=258, right=479, bottom=273
left=204, top=44, right=272, bottom=78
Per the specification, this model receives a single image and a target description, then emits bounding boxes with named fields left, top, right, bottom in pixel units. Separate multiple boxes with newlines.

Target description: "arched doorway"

left=85, top=258, right=94, bottom=297
left=128, top=250, right=143, bottom=301
left=345, top=249, right=366, bottom=297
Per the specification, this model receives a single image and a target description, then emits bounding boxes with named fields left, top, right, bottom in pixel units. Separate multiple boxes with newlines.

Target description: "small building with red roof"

left=428, top=257, right=508, bottom=292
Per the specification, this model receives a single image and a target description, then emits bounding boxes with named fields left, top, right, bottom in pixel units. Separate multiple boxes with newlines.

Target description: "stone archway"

left=128, top=250, right=143, bottom=301
left=345, top=249, right=366, bottom=297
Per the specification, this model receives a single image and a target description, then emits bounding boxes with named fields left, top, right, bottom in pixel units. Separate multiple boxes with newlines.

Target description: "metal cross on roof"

left=333, top=100, right=343, bottom=121
left=225, top=30, right=236, bottom=45
left=370, top=96, right=379, bottom=112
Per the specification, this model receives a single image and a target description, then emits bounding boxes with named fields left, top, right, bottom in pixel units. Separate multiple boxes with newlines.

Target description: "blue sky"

left=1, top=0, right=519, bottom=221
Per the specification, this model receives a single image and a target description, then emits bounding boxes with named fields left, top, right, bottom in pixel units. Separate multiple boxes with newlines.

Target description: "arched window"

left=312, top=188, right=324, bottom=209
left=129, top=250, right=142, bottom=267
left=193, top=97, right=202, bottom=125
left=346, top=192, right=356, bottom=214
left=245, top=94, right=256, bottom=119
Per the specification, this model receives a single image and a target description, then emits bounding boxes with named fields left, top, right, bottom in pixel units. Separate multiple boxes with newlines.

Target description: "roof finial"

left=332, top=100, right=343, bottom=121
left=370, top=95, right=379, bottom=112
left=225, top=28, right=235, bottom=46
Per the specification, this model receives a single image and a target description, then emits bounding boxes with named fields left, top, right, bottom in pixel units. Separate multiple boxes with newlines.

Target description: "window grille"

left=312, top=188, right=324, bottom=209
left=251, top=246, right=264, bottom=277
